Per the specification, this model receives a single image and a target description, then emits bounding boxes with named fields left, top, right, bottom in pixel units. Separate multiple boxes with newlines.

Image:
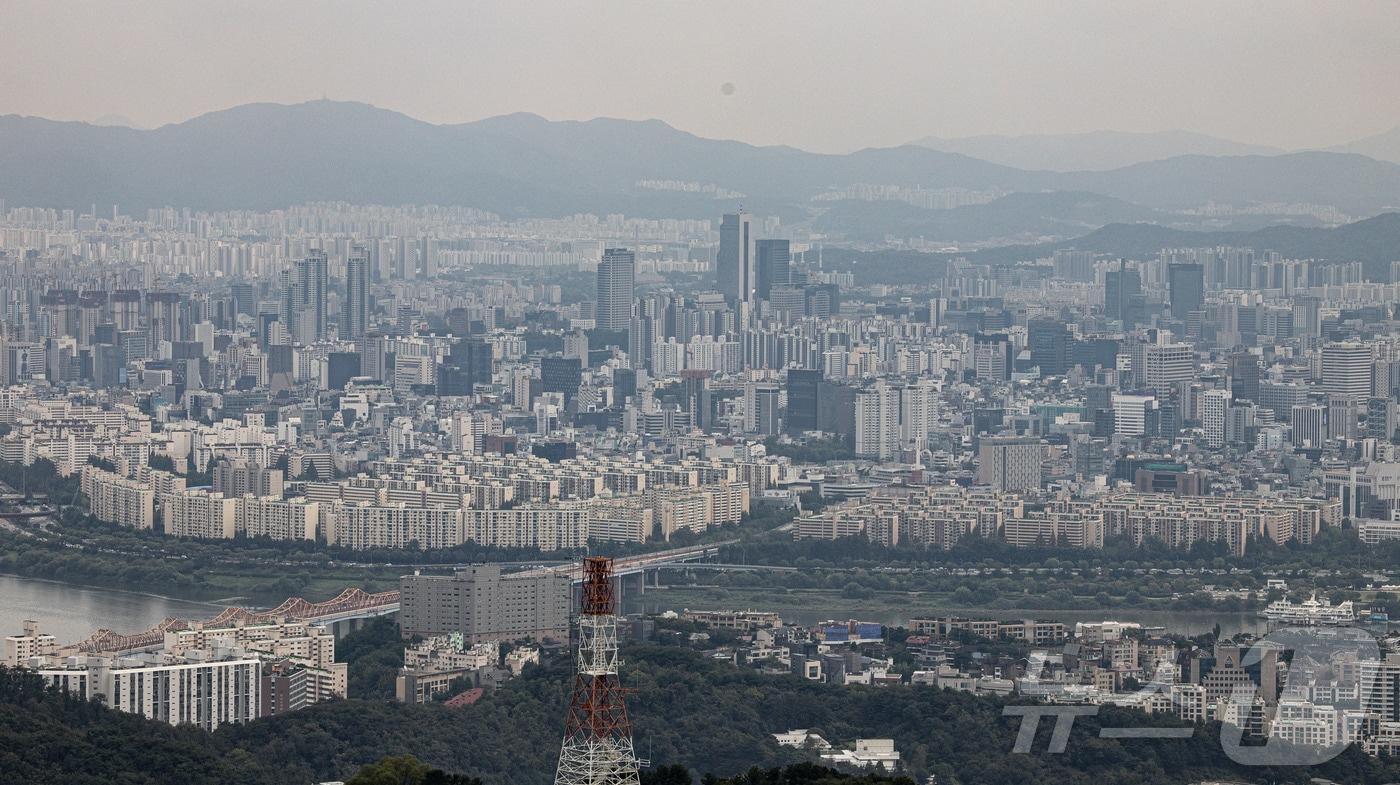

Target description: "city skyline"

left=7, top=5, right=1400, bottom=782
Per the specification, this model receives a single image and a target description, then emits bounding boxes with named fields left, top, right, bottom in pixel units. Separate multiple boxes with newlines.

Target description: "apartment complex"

left=80, top=464, right=155, bottom=529
left=36, top=652, right=263, bottom=731
left=398, top=564, right=571, bottom=643
left=796, top=486, right=1337, bottom=555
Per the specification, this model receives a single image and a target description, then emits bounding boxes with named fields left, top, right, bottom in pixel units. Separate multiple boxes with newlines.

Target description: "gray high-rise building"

left=594, top=247, right=636, bottom=331
left=341, top=247, right=369, bottom=340
left=1321, top=341, right=1373, bottom=398
left=1105, top=263, right=1142, bottom=327
left=1228, top=352, right=1260, bottom=403
left=398, top=565, right=571, bottom=643
left=978, top=435, right=1043, bottom=493
left=281, top=250, right=328, bottom=342
left=1168, top=263, right=1204, bottom=321
left=717, top=212, right=754, bottom=303
left=755, top=239, right=791, bottom=301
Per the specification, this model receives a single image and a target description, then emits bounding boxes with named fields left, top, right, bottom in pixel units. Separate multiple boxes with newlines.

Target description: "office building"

left=1168, top=263, right=1204, bottom=321
left=745, top=382, right=780, bottom=436
left=1229, top=352, right=1260, bottom=403
left=1105, top=263, right=1143, bottom=326
left=1136, top=343, right=1195, bottom=394
left=717, top=212, right=755, bottom=303
left=972, top=333, right=1013, bottom=381
left=1321, top=342, right=1373, bottom=398
left=755, top=239, right=791, bottom=301
left=595, top=248, right=636, bottom=331
left=785, top=369, right=821, bottom=433
left=978, top=436, right=1042, bottom=493
left=1291, top=404, right=1327, bottom=448
left=1113, top=394, right=1158, bottom=438
left=1028, top=319, right=1071, bottom=376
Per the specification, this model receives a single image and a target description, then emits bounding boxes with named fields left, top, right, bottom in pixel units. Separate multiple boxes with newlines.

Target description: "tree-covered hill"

left=3, top=647, right=1399, bottom=785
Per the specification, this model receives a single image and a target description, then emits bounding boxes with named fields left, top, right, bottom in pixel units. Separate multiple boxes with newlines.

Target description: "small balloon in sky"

left=719, top=82, right=736, bottom=96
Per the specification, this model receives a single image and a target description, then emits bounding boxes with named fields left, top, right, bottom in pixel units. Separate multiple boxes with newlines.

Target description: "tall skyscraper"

left=282, top=250, right=328, bottom=343
left=594, top=248, right=636, bottom=331
left=1105, top=262, right=1142, bottom=327
left=341, top=247, right=369, bottom=340
left=754, top=239, right=790, bottom=301
left=301, top=250, right=328, bottom=341
left=1168, top=263, right=1204, bottom=321
left=717, top=212, right=754, bottom=303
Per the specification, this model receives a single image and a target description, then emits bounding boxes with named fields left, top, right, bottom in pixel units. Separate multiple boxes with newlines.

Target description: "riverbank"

left=0, top=523, right=404, bottom=604
left=641, top=584, right=1271, bottom=638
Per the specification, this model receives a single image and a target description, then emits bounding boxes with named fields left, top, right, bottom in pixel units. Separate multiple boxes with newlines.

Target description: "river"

left=0, top=571, right=1273, bottom=647
left=0, top=574, right=225, bottom=645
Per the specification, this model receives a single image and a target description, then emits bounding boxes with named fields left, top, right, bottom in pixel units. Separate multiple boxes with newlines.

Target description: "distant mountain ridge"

left=3, top=101, right=1400, bottom=217
left=911, top=129, right=1285, bottom=171
left=1327, top=126, right=1400, bottom=165
left=821, top=212, right=1400, bottom=286
left=979, top=211, right=1400, bottom=280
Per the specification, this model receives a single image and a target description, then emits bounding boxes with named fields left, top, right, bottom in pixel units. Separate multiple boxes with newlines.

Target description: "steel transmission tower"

left=555, top=557, right=644, bottom=785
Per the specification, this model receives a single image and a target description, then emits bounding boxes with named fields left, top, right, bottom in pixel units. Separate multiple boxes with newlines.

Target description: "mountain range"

left=1325, top=127, right=1400, bottom=166
left=3, top=101, right=1400, bottom=223
left=820, top=212, right=1400, bottom=285
left=909, top=130, right=1285, bottom=171
left=914, top=128, right=1400, bottom=170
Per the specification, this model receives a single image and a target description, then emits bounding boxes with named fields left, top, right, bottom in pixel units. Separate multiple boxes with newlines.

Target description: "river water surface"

left=0, top=574, right=224, bottom=644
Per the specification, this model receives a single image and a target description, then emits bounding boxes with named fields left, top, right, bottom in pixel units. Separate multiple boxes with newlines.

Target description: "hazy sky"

left=3, top=0, right=1399, bottom=152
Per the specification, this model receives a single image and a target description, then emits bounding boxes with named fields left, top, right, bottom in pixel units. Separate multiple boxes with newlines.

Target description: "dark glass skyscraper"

left=1028, top=319, right=1071, bottom=376
left=755, top=239, right=790, bottom=301
left=1168, top=263, right=1204, bottom=321
left=1105, top=262, right=1142, bottom=327
left=785, top=368, right=821, bottom=433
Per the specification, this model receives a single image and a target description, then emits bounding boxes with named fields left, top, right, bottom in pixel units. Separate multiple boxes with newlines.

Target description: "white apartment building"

left=237, top=496, right=320, bottom=541
left=37, top=652, right=262, bottom=731
left=163, top=489, right=239, bottom=539
left=854, top=382, right=899, bottom=460
left=4, top=620, right=58, bottom=667
left=81, top=465, right=155, bottom=529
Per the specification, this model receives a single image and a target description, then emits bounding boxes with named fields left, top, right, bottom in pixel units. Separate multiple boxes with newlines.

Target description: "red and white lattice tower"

left=555, top=557, right=644, bottom=785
